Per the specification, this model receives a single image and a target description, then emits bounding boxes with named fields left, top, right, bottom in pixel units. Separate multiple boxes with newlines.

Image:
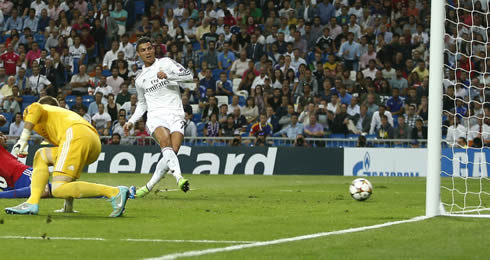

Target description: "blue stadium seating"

left=21, top=95, right=38, bottom=112
left=65, top=95, right=76, bottom=108
left=0, top=112, right=12, bottom=133
left=135, top=1, right=145, bottom=15
left=197, top=122, right=205, bottom=136
left=329, top=134, right=346, bottom=139
left=83, top=95, right=95, bottom=108
left=192, top=113, right=201, bottom=123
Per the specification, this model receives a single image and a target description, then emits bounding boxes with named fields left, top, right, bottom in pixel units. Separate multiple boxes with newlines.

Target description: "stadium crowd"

left=0, top=0, right=486, bottom=148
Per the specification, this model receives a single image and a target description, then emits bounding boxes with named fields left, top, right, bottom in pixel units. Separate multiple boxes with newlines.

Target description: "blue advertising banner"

left=441, top=148, right=489, bottom=177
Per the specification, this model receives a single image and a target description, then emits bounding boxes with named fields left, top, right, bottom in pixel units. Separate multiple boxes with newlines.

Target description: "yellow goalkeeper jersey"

left=23, top=103, right=97, bottom=145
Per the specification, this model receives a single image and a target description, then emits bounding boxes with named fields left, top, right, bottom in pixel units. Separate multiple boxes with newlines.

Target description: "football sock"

left=0, top=187, right=31, bottom=198
left=146, top=155, right=169, bottom=191
left=51, top=180, right=120, bottom=199
left=26, top=149, right=50, bottom=205
left=162, top=147, right=183, bottom=183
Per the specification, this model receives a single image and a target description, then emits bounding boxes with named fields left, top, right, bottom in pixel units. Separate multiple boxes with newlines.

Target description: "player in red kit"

left=0, top=44, right=19, bottom=76
left=0, top=132, right=50, bottom=198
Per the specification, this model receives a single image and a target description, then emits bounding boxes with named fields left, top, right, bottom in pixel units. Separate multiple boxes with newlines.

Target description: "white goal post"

left=426, top=0, right=490, bottom=218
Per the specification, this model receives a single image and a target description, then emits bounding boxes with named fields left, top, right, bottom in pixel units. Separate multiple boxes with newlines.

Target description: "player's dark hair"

left=136, top=36, right=152, bottom=52
left=38, top=96, right=60, bottom=107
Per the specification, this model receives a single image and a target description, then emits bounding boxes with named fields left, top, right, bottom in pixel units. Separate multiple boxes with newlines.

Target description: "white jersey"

left=128, top=57, right=193, bottom=125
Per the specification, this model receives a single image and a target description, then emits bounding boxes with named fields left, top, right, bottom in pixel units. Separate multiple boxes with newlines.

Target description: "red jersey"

left=0, top=146, right=29, bottom=187
left=0, top=51, right=19, bottom=75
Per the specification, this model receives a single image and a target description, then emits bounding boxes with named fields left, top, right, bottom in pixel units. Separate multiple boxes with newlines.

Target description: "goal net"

left=438, top=0, right=490, bottom=217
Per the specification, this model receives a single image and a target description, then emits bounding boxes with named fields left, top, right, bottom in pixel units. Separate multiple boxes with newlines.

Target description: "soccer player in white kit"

left=124, top=37, right=192, bottom=197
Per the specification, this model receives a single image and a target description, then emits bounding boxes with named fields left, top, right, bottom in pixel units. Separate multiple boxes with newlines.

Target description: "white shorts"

left=146, top=112, right=185, bottom=135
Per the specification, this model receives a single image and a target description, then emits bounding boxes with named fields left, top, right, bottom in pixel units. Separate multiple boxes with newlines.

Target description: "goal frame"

left=425, top=0, right=444, bottom=217
left=426, top=1, right=490, bottom=218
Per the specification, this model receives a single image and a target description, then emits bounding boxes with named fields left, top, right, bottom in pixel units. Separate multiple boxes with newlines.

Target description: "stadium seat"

left=0, top=112, right=12, bottom=133
left=197, top=122, right=205, bottom=136
left=238, top=96, right=246, bottom=106
left=212, top=69, right=223, bottom=80
left=329, top=134, right=346, bottom=138
left=83, top=95, right=95, bottom=108
left=346, top=134, right=360, bottom=139
left=135, top=1, right=145, bottom=15
left=21, top=95, right=39, bottom=112
left=192, top=41, right=201, bottom=51
left=102, top=69, right=112, bottom=77
left=215, top=95, right=228, bottom=106
left=192, top=113, right=201, bottom=123
left=65, top=95, right=77, bottom=108
left=366, top=134, right=377, bottom=139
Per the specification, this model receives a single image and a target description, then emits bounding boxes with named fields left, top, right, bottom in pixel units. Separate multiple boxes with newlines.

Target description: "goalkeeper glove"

left=12, top=128, right=30, bottom=157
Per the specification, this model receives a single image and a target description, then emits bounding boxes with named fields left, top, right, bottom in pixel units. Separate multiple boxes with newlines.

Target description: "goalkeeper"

left=5, top=96, right=130, bottom=217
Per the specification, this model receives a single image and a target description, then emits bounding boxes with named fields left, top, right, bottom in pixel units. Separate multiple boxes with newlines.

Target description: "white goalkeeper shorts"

left=146, top=111, right=185, bottom=135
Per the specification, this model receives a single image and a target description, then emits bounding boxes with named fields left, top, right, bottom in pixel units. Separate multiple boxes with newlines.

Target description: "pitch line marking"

left=144, top=216, right=428, bottom=260
left=0, top=236, right=257, bottom=244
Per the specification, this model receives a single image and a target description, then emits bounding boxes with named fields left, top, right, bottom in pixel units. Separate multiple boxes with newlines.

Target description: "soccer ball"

left=349, top=178, right=373, bottom=201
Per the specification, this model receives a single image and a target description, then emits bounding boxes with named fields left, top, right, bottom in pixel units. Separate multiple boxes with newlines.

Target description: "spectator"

left=390, top=69, right=409, bottom=92
left=242, top=96, right=259, bottom=124
left=221, top=114, right=238, bottom=137
left=199, top=69, right=216, bottom=92
left=331, top=103, right=349, bottom=134
left=277, top=112, right=303, bottom=138
left=204, top=113, right=220, bottom=137
left=28, top=64, right=52, bottom=95
left=15, top=67, right=30, bottom=93
left=134, top=120, right=150, bottom=146
left=106, top=94, right=121, bottom=122
left=218, top=104, right=229, bottom=125
left=215, top=72, right=233, bottom=96
left=375, top=114, right=394, bottom=139
left=94, top=77, right=113, bottom=102
left=446, top=116, right=467, bottom=146
left=0, top=44, right=19, bottom=76
left=184, top=111, right=197, bottom=138
left=80, top=27, right=95, bottom=61
left=2, top=85, right=21, bottom=114
left=116, top=84, right=131, bottom=106
left=121, top=94, right=137, bottom=117
left=362, top=59, right=378, bottom=80
left=405, top=104, right=424, bottom=129
left=110, top=133, right=121, bottom=145
left=349, top=104, right=371, bottom=134
left=9, top=112, right=24, bottom=136
left=102, top=40, right=120, bottom=70
left=119, top=33, right=135, bottom=61
left=250, top=113, right=272, bottom=138
left=31, top=0, right=48, bottom=17
left=229, top=95, right=243, bottom=114
left=369, top=105, right=394, bottom=134
left=69, top=64, right=90, bottom=95
left=412, top=60, right=429, bottom=80
left=338, top=32, right=361, bottom=71
left=26, top=41, right=41, bottom=68
left=304, top=113, right=325, bottom=141
left=394, top=116, right=412, bottom=139
left=92, top=103, right=111, bottom=136
left=337, top=85, right=352, bottom=105
left=386, top=88, right=405, bottom=116
left=22, top=8, right=38, bottom=33
left=251, top=67, right=269, bottom=90
left=45, top=55, right=65, bottom=96
left=112, top=113, right=131, bottom=137
left=71, top=95, right=87, bottom=113
left=201, top=96, right=219, bottom=122
left=68, top=35, right=87, bottom=72
left=111, top=1, right=128, bottom=36
left=201, top=41, right=219, bottom=70
left=246, top=34, right=265, bottom=63
left=3, top=8, right=22, bottom=31
left=106, top=67, right=124, bottom=95
left=232, top=107, right=248, bottom=134
left=1, top=75, right=15, bottom=97
left=411, top=119, right=428, bottom=141
left=316, top=0, right=336, bottom=25
left=110, top=51, right=128, bottom=71
left=87, top=92, right=105, bottom=116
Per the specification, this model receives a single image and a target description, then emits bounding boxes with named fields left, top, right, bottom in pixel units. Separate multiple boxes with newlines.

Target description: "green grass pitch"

left=0, top=174, right=489, bottom=259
